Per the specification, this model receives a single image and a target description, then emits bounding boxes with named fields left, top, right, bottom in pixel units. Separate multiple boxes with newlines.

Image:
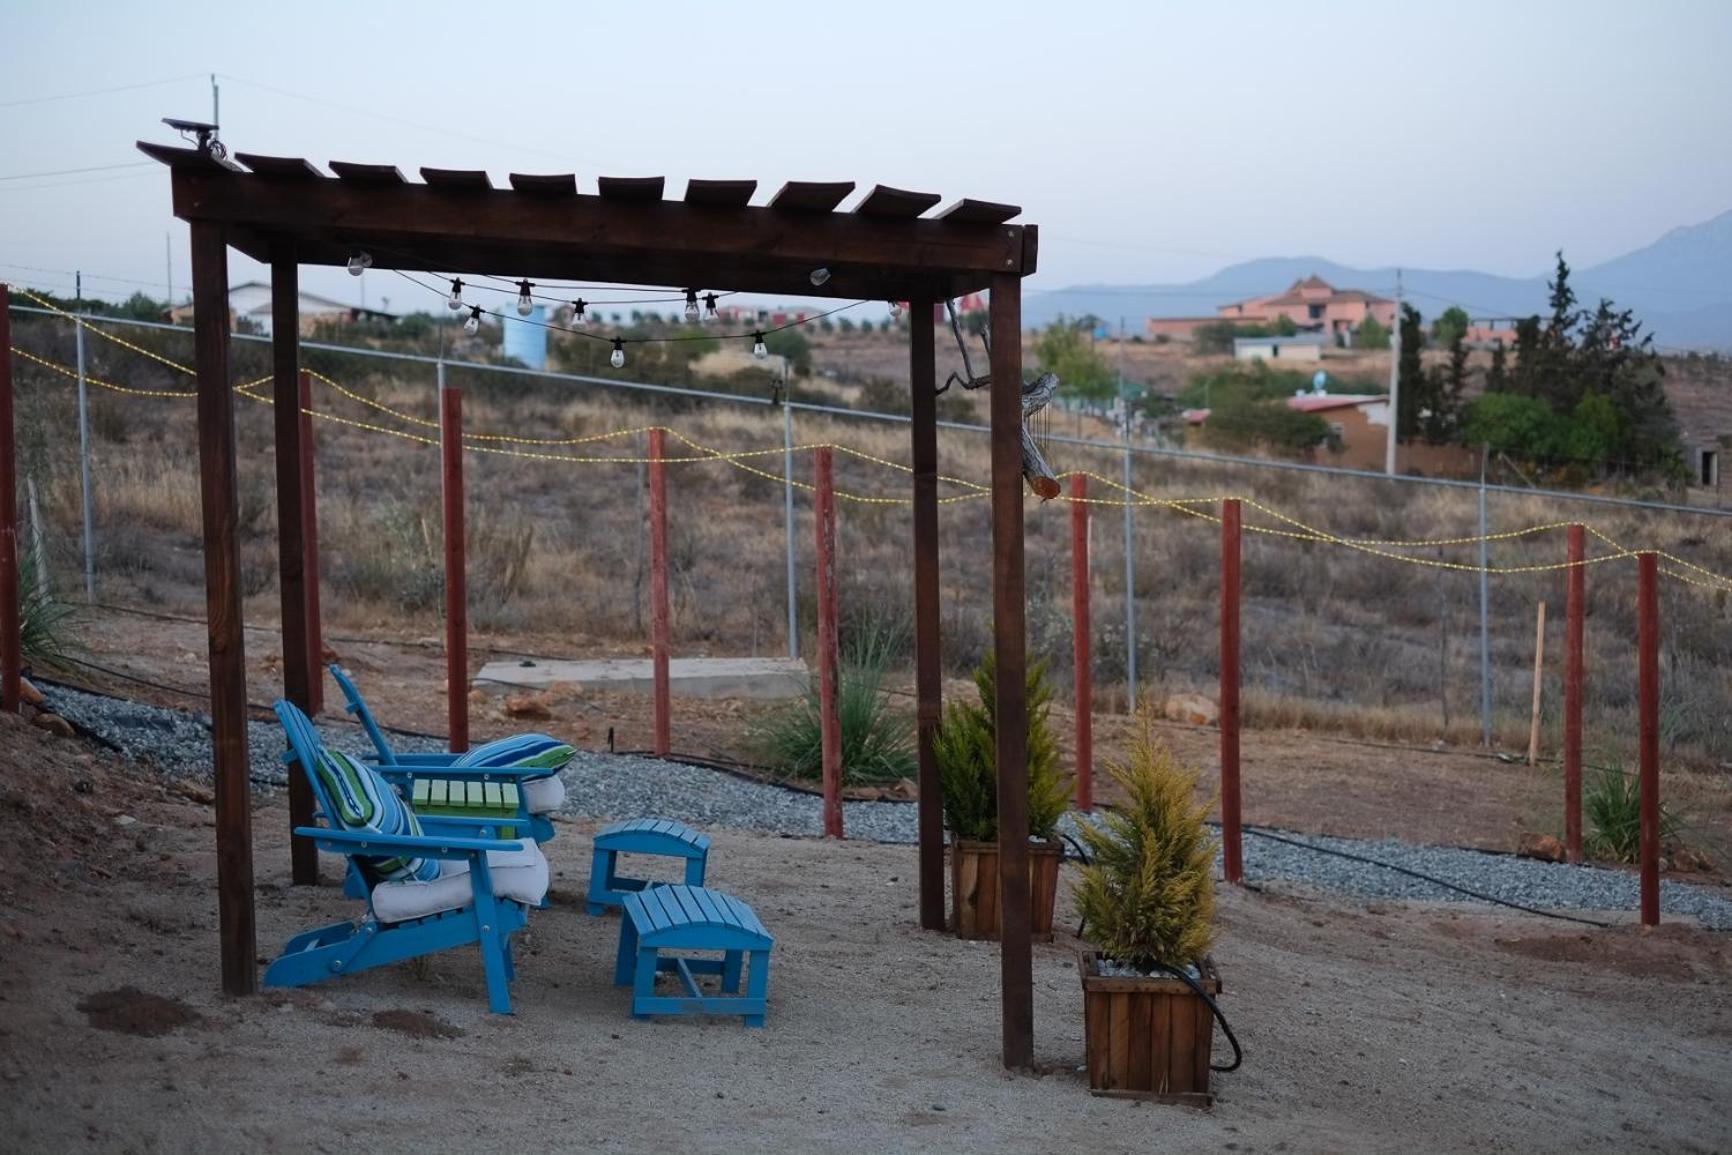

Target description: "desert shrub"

left=19, top=545, right=73, bottom=665
left=1072, top=729, right=1217, bottom=970
left=750, top=623, right=915, bottom=786
left=934, top=654, right=1070, bottom=841
left=1585, top=761, right=1677, bottom=863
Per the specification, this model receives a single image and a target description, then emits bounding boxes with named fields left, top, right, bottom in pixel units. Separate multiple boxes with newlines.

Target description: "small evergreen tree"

left=1354, top=313, right=1391, bottom=350
left=934, top=655, right=1071, bottom=842
left=1395, top=303, right=1426, bottom=439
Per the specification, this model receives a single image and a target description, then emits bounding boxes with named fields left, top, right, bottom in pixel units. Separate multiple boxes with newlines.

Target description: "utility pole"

left=1385, top=268, right=1402, bottom=476
left=1478, top=445, right=1492, bottom=746
left=211, top=74, right=219, bottom=129
left=164, top=233, right=173, bottom=306
left=75, top=271, right=95, bottom=598
left=1118, top=316, right=1137, bottom=710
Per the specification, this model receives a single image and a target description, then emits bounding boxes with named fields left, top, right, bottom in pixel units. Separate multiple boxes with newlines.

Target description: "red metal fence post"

left=1638, top=551, right=1660, bottom=926
left=814, top=446, right=843, bottom=838
left=1564, top=523, right=1585, bottom=865
left=649, top=428, right=672, bottom=757
left=0, top=284, right=19, bottom=715
left=440, top=366, right=468, bottom=753
left=1220, top=498, right=1243, bottom=885
left=1070, top=474, right=1093, bottom=811
left=297, top=370, right=324, bottom=718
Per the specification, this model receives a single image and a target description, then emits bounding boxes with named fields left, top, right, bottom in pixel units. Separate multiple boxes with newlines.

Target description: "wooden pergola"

left=136, top=138, right=1044, bottom=1067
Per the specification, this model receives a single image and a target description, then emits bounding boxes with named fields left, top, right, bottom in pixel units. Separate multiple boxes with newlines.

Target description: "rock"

left=504, top=693, right=554, bottom=721
left=18, top=677, right=45, bottom=708
left=319, top=645, right=342, bottom=664
left=1162, top=692, right=1219, bottom=727
left=891, top=777, right=918, bottom=800
left=1672, top=848, right=1715, bottom=873
left=113, top=815, right=139, bottom=828
left=1515, top=832, right=1565, bottom=863
left=32, top=712, right=75, bottom=739
left=171, top=781, right=216, bottom=806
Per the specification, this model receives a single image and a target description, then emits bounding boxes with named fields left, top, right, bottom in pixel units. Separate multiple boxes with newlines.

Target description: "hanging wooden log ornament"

left=940, top=299, right=1062, bottom=499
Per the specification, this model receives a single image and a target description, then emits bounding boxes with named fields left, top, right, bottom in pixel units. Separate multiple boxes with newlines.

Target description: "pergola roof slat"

left=509, top=173, right=578, bottom=196
left=769, top=181, right=855, bottom=212
left=137, top=141, right=225, bottom=170
left=420, top=167, right=493, bottom=191
left=854, top=184, right=942, bottom=219
left=234, top=153, right=324, bottom=179
left=683, top=178, right=757, bottom=208
left=328, top=161, right=407, bottom=185
left=936, top=198, right=1022, bottom=225
left=597, top=176, right=666, bottom=202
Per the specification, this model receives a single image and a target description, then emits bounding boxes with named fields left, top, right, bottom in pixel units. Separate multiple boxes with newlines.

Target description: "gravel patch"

left=41, top=683, right=1732, bottom=930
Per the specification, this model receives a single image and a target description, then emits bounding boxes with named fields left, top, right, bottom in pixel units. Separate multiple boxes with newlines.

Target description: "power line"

left=0, top=161, right=156, bottom=182
left=0, top=73, right=207, bottom=110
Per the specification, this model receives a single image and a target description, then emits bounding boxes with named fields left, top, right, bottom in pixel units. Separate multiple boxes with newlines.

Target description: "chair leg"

left=631, top=947, right=659, bottom=1019
left=684, top=856, right=706, bottom=888
left=744, top=949, right=770, bottom=1028
left=501, top=935, right=516, bottom=983
left=614, top=917, right=639, bottom=987
left=721, top=949, right=743, bottom=994
left=586, top=848, right=613, bottom=916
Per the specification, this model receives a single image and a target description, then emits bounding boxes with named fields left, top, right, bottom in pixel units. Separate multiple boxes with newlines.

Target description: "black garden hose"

left=1151, top=961, right=1244, bottom=1074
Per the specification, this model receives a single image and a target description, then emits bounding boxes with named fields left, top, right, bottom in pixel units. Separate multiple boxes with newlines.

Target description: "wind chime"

left=936, top=299, right=1062, bottom=499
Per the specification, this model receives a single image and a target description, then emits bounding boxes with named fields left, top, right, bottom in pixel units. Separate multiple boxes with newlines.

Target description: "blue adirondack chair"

left=327, top=664, right=568, bottom=845
left=264, top=700, right=548, bottom=1014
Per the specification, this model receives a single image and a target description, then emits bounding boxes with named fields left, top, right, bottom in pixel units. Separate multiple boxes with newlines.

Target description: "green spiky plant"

left=934, top=653, right=1071, bottom=841
left=751, top=619, right=916, bottom=786
left=1584, top=760, right=1678, bottom=863
left=19, top=545, right=72, bottom=665
left=1073, top=730, right=1217, bottom=971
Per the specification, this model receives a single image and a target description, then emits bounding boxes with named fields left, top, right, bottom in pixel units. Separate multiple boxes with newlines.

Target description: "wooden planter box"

left=949, top=838, right=1062, bottom=941
left=1080, top=952, right=1220, bottom=1105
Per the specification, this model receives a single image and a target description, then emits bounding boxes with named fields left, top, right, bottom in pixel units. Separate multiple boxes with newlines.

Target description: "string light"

left=809, top=267, right=831, bottom=287
left=446, top=279, right=464, bottom=311
left=703, top=292, right=719, bottom=322
left=684, top=289, right=701, bottom=324
left=346, top=251, right=372, bottom=277
left=888, top=301, right=903, bottom=321
left=464, top=305, right=482, bottom=335
left=570, top=299, right=587, bottom=327
left=610, top=337, right=626, bottom=368
left=515, top=280, right=535, bottom=316
left=752, top=331, right=768, bottom=359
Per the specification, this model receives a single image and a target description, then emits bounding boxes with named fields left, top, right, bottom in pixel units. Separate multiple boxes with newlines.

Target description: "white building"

left=1232, top=333, right=1326, bottom=363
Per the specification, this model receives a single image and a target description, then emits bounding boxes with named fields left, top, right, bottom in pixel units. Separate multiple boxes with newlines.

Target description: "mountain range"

left=1025, top=208, right=1732, bottom=350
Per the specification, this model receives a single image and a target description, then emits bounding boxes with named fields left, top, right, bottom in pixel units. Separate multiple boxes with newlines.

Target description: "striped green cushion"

left=315, top=749, right=440, bottom=884
left=451, top=733, right=575, bottom=777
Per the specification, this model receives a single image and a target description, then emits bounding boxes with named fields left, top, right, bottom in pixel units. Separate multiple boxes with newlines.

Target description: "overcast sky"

left=4, top=0, right=1729, bottom=309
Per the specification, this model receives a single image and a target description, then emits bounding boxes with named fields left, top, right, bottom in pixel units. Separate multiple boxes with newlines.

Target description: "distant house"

left=1217, top=276, right=1396, bottom=340
left=1145, top=316, right=1227, bottom=341
left=1182, top=388, right=1476, bottom=475
left=169, top=281, right=396, bottom=336
left=1233, top=333, right=1326, bottom=363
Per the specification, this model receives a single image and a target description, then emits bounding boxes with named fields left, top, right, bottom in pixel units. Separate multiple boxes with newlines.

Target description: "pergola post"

left=299, top=369, right=324, bottom=717
left=190, top=221, right=257, bottom=996
left=908, top=298, right=944, bottom=930
left=989, top=273, right=1032, bottom=1070
left=0, top=283, right=18, bottom=716
left=271, top=260, right=317, bottom=885
left=440, top=362, right=468, bottom=752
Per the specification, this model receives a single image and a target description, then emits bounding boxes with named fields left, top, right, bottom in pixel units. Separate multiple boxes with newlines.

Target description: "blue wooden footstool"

left=614, top=886, right=772, bottom=1027
left=586, top=819, right=711, bottom=916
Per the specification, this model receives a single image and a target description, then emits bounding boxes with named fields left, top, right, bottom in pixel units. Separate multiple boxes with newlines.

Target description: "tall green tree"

left=1395, top=304, right=1426, bottom=439
left=1354, top=313, right=1390, bottom=350
left=1431, top=306, right=1470, bottom=348
left=1035, top=318, right=1117, bottom=402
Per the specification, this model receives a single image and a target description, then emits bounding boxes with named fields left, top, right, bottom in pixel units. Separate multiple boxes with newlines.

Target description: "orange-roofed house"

left=1216, top=276, right=1396, bottom=342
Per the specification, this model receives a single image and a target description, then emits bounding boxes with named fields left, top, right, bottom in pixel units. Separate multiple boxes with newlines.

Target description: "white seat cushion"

left=370, top=843, right=549, bottom=925
left=521, top=774, right=565, bottom=815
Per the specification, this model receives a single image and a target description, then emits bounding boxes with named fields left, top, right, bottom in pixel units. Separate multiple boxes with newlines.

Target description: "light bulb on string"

left=684, top=289, right=701, bottom=324
left=516, top=280, right=535, bottom=316
left=446, top=279, right=464, bottom=310
left=347, top=251, right=372, bottom=277
left=464, top=305, right=482, bottom=335
left=610, top=338, right=626, bottom=369
left=888, top=300, right=903, bottom=321
left=752, top=331, right=768, bottom=359
left=703, top=293, right=719, bottom=322
left=809, top=267, right=831, bottom=287
left=570, top=299, right=587, bottom=327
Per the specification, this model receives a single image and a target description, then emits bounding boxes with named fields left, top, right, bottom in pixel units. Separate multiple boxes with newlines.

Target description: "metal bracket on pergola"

left=134, top=136, right=1045, bottom=1069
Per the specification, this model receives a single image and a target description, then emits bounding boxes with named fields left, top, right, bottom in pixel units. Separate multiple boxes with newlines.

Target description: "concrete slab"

left=475, top=657, right=810, bottom=700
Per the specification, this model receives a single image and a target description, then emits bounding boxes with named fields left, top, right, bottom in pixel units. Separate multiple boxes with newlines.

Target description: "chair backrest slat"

left=329, top=664, right=398, bottom=763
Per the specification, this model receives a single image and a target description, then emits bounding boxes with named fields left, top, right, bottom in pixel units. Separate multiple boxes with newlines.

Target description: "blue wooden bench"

left=614, top=885, right=772, bottom=1027
left=586, top=819, right=710, bottom=916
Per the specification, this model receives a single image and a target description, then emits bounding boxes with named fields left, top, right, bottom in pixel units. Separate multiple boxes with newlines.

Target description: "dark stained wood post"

left=1070, top=473, right=1093, bottom=811
left=909, top=298, right=945, bottom=929
left=190, top=222, right=257, bottom=996
left=649, top=427, right=672, bottom=757
left=1220, top=498, right=1243, bottom=884
left=1637, top=551, right=1660, bottom=926
left=1564, top=524, right=1585, bottom=865
left=298, top=370, right=323, bottom=717
left=0, top=284, right=18, bottom=715
left=989, top=273, right=1033, bottom=1070
left=271, top=262, right=317, bottom=885
left=440, top=363, right=468, bottom=753
left=814, top=446, right=843, bottom=838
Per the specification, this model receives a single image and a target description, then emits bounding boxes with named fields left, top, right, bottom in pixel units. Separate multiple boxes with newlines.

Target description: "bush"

left=750, top=622, right=915, bottom=786
left=20, top=545, right=73, bottom=665
left=933, top=654, right=1070, bottom=841
left=1354, top=314, right=1391, bottom=350
left=1584, top=761, right=1678, bottom=863
left=1072, top=729, right=1217, bottom=970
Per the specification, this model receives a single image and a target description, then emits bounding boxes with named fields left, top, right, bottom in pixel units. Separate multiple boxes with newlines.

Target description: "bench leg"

left=586, top=848, right=614, bottom=916
left=721, top=949, right=743, bottom=994
left=631, top=947, right=659, bottom=1019
left=744, top=949, right=770, bottom=1028
left=684, top=856, right=706, bottom=888
left=614, top=917, right=639, bottom=987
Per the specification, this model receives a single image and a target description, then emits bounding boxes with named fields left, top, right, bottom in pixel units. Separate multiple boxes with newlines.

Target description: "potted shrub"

left=1073, top=730, right=1232, bottom=1104
left=934, top=655, right=1072, bottom=940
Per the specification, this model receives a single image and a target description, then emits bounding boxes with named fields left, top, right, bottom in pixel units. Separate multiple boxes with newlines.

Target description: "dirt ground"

left=3, top=712, right=1731, bottom=1154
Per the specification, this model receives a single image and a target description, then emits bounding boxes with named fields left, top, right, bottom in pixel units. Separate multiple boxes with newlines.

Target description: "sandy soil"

left=3, top=712, right=1730, bottom=1154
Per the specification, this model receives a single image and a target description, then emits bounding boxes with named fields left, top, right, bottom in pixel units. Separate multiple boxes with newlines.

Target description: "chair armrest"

left=417, top=815, right=531, bottom=835
left=372, top=762, right=555, bottom=782
left=384, top=753, right=462, bottom=767
left=294, top=826, right=525, bottom=856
